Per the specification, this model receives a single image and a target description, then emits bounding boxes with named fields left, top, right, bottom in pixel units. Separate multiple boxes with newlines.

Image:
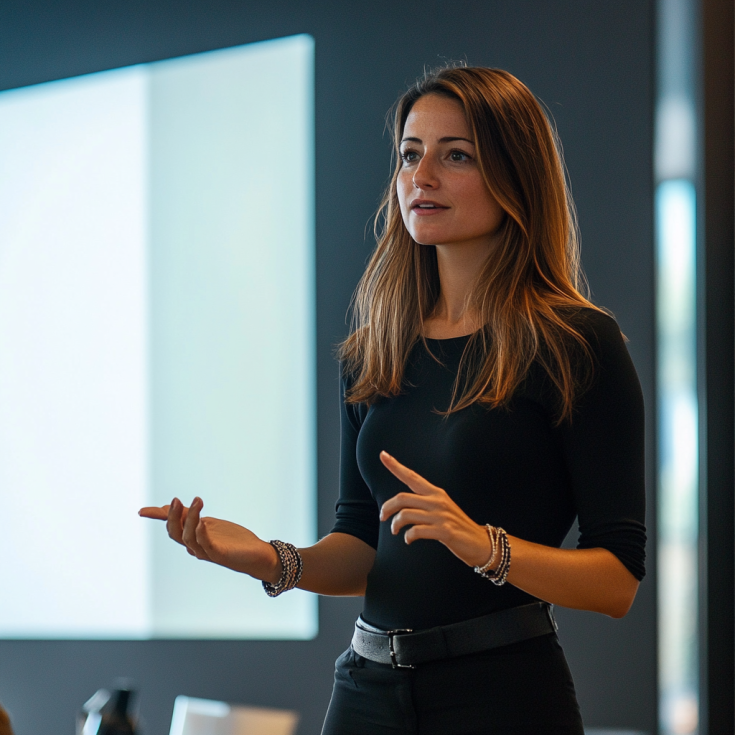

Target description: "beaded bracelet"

left=475, top=525, right=500, bottom=575
left=474, top=525, right=511, bottom=586
left=262, top=540, right=304, bottom=597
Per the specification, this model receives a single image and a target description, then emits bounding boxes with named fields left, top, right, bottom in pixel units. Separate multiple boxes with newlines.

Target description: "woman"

left=141, top=65, right=646, bottom=734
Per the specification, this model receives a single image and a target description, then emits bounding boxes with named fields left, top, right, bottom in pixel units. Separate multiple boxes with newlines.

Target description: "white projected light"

left=0, top=35, right=316, bottom=639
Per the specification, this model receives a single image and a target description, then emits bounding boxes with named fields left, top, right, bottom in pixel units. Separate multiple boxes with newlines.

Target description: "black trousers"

left=321, top=633, right=584, bottom=735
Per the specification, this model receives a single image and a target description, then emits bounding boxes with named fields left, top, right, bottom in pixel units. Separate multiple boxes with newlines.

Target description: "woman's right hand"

left=140, top=499, right=377, bottom=595
left=138, top=497, right=282, bottom=583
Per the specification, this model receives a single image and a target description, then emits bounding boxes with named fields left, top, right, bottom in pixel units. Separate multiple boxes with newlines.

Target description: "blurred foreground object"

left=78, top=687, right=137, bottom=735
left=169, top=696, right=298, bottom=735
left=0, top=704, right=14, bottom=735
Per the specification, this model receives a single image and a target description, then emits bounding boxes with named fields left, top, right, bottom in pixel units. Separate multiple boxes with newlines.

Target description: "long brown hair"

left=339, top=65, right=604, bottom=423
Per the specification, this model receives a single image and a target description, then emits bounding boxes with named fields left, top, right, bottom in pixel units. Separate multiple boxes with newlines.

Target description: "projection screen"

left=0, top=34, right=317, bottom=639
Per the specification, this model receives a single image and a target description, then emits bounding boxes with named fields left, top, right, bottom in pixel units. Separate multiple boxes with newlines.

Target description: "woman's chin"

left=407, top=228, right=449, bottom=247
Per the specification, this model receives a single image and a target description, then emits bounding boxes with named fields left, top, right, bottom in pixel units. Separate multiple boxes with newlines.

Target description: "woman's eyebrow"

left=439, top=136, right=475, bottom=144
left=400, top=136, right=475, bottom=145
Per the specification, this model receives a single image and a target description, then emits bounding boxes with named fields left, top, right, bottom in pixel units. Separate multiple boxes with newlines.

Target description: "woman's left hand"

left=379, top=451, right=492, bottom=569
left=380, top=450, right=641, bottom=618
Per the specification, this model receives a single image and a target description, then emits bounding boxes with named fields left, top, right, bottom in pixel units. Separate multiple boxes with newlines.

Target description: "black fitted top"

left=332, top=308, right=646, bottom=631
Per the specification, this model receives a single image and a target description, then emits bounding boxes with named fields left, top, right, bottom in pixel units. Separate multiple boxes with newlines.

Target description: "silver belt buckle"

left=387, top=628, right=415, bottom=669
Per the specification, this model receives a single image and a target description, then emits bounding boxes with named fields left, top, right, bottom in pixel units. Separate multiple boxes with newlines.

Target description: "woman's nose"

left=412, top=155, right=439, bottom=189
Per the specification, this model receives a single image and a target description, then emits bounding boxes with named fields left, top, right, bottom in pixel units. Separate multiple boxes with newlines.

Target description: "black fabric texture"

left=321, top=635, right=584, bottom=735
left=331, top=308, right=647, bottom=631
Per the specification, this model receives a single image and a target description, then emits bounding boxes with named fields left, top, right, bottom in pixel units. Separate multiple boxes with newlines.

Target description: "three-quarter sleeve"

left=559, top=310, right=647, bottom=580
left=330, top=367, right=380, bottom=548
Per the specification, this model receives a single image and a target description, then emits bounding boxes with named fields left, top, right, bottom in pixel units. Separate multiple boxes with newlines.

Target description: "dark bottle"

left=98, top=689, right=137, bottom=735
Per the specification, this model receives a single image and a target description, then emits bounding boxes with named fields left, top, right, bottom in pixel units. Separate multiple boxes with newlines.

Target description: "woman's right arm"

left=297, top=533, right=375, bottom=595
left=139, top=365, right=379, bottom=596
left=139, top=498, right=375, bottom=596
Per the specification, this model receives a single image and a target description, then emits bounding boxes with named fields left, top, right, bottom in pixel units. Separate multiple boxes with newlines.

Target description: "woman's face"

left=397, top=94, right=504, bottom=250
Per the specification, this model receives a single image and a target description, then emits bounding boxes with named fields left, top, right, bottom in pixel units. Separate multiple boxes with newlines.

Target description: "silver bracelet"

left=474, top=525, right=511, bottom=586
left=475, top=524, right=500, bottom=574
left=262, top=540, right=303, bottom=597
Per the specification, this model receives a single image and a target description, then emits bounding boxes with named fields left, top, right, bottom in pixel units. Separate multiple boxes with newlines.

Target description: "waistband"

left=351, top=602, right=558, bottom=669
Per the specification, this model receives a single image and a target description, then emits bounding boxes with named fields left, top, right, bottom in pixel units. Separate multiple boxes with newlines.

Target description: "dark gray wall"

left=0, top=2, right=656, bottom=733
left=699, top=0, right=734, bottom=731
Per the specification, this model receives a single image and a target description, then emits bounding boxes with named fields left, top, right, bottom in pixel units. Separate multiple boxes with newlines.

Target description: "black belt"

left=351, top=602, right=558, bottom=669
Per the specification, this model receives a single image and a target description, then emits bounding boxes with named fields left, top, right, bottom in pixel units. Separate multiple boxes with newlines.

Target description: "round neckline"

left=423, top=333, right=475, bottom=343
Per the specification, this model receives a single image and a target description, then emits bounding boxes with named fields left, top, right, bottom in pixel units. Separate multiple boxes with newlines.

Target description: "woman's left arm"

left=379, top=451, right=639, bottom=619
left=381, top=311, right=646, bottom=620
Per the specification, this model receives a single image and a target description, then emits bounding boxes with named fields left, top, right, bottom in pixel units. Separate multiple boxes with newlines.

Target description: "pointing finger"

left=380, top=451, right=439, bottom=495
left=139, top=505, right=170, bottom=520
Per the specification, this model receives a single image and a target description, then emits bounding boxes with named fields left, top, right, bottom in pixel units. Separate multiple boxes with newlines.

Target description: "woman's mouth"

left=411, top=200, right=449, bottom=216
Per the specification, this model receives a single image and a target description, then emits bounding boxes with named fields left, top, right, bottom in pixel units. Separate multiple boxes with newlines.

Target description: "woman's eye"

left=400, top=150, right=419, bottom=164
left=449, top=150, right=471, bottom=162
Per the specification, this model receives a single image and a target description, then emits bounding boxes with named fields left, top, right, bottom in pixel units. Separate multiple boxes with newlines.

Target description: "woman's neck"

left=422, top=239, right=493, bottom=339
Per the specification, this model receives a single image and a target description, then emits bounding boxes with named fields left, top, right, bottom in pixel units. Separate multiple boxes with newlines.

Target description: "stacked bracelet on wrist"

left=474, top=525, right=511, bottom=586
left=262, top=540, right=303, bottom=597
